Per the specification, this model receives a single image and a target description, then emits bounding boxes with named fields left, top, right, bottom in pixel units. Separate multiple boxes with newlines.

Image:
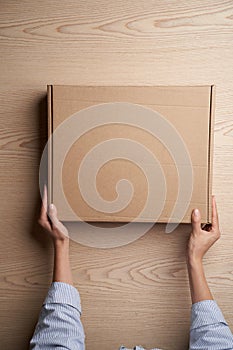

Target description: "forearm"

left=30, top=282, right=85, bottom=349
left=53, top=240, right=73, bottom=285
left=188, top=261, right=233, bottom=349
left=187, top=258, right=213, bottom=304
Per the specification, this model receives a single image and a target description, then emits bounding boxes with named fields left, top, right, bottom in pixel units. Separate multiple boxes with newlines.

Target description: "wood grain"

left=0, top=1, right=233, bottom=349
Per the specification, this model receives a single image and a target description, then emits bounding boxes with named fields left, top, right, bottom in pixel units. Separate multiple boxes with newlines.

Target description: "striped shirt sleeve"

left=190, top=299, right=233, bottom=349
left=29, top=282, right=85, bottom=350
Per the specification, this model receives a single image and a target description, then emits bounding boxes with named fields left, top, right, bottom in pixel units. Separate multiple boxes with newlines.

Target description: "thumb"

left=48, top=203, right=59, bottom=228
left=191, top=208, right=201, bottom=232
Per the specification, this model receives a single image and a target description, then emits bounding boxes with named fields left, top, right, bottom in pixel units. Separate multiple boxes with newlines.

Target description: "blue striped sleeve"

left=190, top=299, right=233, bottom=349
left=30, top=282, right=85, bottom=350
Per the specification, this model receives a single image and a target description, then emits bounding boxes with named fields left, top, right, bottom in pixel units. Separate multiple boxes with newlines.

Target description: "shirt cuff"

left=191, top=299, right=228, bottom=330
left=43, top=282, right=82, bottom=314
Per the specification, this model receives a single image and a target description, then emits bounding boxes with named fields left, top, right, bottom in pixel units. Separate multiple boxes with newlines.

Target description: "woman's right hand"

left=187, top=195, right=221, bottom=265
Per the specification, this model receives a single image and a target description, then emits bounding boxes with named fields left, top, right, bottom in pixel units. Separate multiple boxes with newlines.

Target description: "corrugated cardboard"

left=47, top=85, right=215, bottom=224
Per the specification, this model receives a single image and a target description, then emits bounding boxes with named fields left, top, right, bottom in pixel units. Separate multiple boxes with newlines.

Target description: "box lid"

left=47, top=85, right=214, bottom=224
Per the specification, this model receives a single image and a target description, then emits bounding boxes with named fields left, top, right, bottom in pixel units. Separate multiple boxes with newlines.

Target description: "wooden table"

left=0, top=1, right=233, bottom=349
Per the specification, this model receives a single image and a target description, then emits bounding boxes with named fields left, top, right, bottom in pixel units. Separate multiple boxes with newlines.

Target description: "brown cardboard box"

left=47, top=85, right=215, bottom=224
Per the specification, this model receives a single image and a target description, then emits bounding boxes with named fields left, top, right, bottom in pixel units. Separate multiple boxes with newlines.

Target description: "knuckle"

left=52, top=223, right=58, bottom=232
left=38, top=218, right=45, bottom=227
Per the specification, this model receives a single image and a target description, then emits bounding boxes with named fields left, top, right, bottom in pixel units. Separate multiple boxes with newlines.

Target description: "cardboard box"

left=47, top=85, right=215, bottom=224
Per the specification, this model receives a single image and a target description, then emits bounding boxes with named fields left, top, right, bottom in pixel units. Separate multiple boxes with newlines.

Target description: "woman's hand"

left=38, top=185, right=69, bottom=244
left=187, top=195, right=221, bottom=265
left=38, top=186, right=72, bottom=284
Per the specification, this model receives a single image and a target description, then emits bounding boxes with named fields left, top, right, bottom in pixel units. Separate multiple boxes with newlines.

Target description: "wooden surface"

left=0, top=1, right=233, bottom=349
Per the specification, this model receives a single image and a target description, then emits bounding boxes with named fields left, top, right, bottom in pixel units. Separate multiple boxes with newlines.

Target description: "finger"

left=38, top=219, right=51, bottom=233
left=40, top=185, right=48, bottom=220
left=191, top=208, right=201, bottom=232
left=48, top=203, right=60, bottom=229
left=211, top=195, right=219, bottom=230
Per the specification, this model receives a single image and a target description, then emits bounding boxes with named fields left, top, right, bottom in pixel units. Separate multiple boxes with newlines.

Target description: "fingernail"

left=49, top=203, right=54, bottom=210
left=194, top=209, right=199, bottom=216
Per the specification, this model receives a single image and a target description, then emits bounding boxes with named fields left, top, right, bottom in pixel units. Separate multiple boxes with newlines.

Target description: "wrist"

left=187, top=254, right=203, bottom=269
left=53, top=237, right=69, bottom=249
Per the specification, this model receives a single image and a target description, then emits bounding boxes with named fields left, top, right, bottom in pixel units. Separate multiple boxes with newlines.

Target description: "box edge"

left=47, top=85, right=53, bottom=207
left=207, top=85, right=215, bottom=223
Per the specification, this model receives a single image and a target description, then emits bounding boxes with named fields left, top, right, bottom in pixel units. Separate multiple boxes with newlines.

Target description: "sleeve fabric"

left=29, top=282, right=85, bottom=350
left=190, top=299, right=233, bottom=350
